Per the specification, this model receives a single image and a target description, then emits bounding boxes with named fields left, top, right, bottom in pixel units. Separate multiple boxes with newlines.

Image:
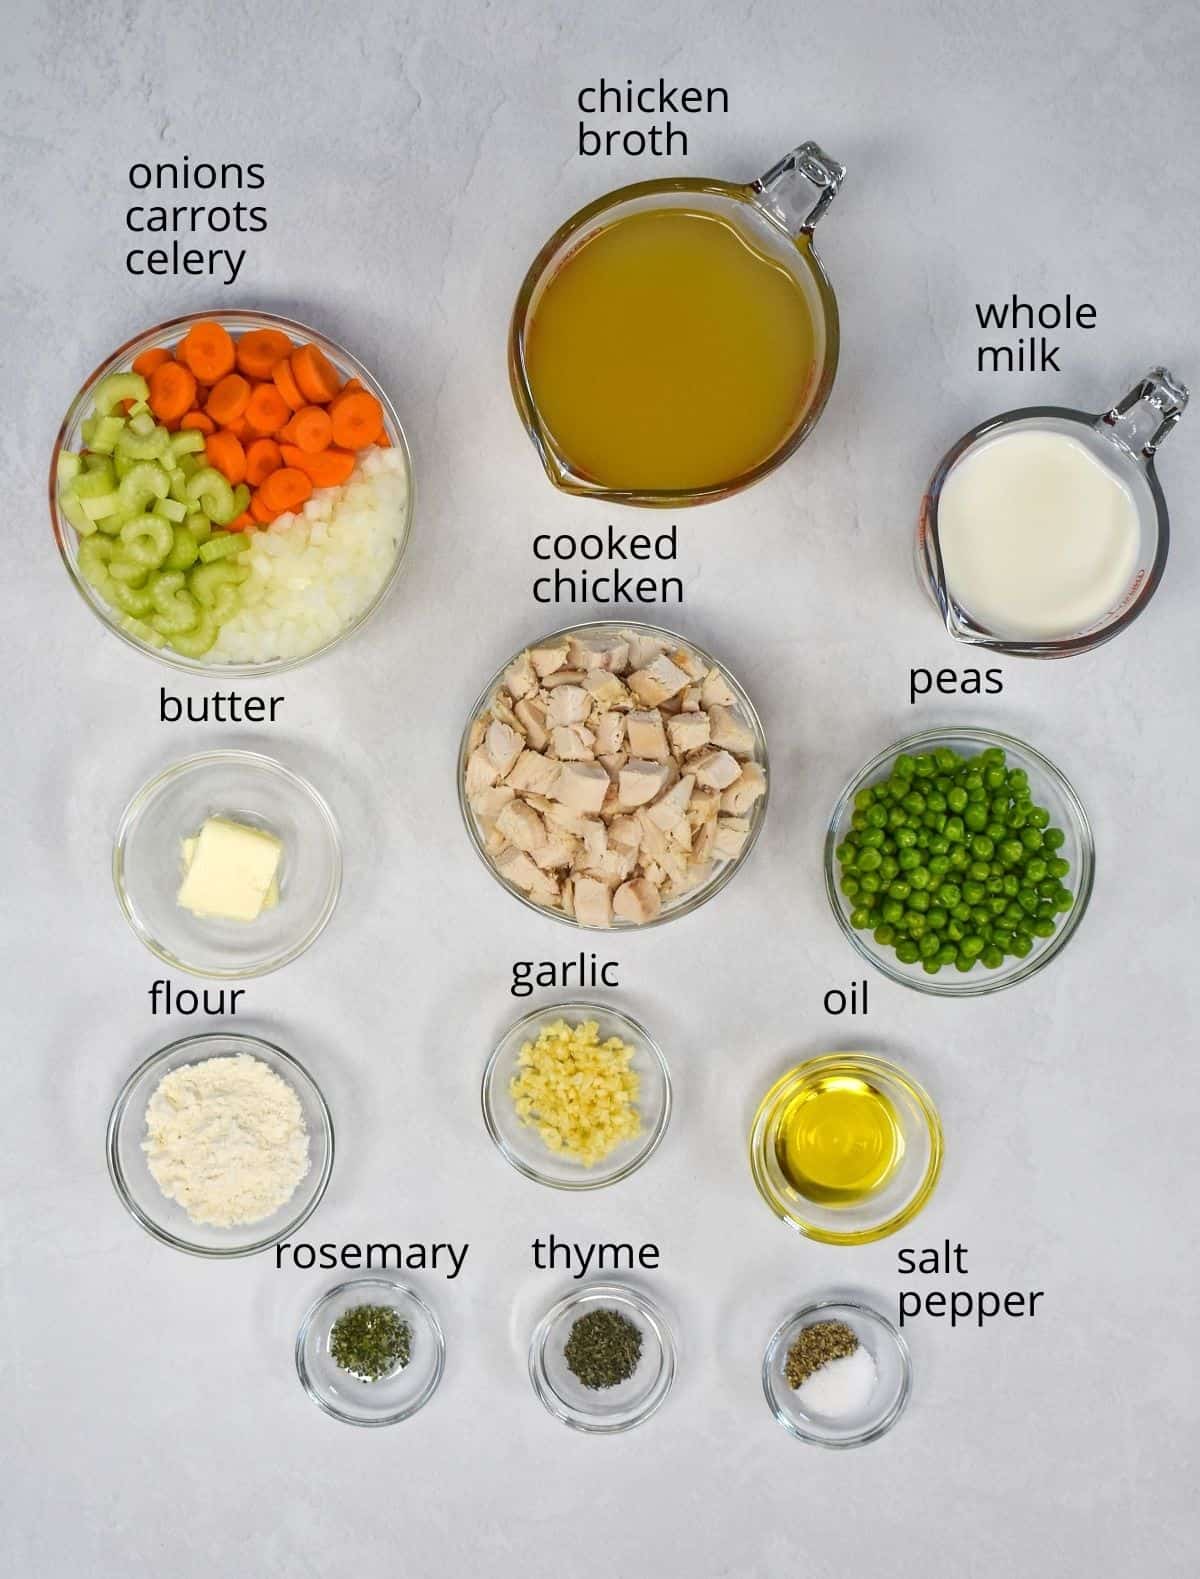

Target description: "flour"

left=143, top=1053, right=310, bottom=1228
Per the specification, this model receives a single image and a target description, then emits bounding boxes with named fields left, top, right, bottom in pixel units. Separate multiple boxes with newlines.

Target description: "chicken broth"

left=524, top=207, right=820, bottom=491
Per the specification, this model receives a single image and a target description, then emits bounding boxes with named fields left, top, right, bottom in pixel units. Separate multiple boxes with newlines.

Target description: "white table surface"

left=4, top=1, right=1198, bottom=1574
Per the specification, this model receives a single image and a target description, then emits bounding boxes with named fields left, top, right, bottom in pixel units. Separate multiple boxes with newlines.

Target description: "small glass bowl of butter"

left=114, top=749, right=342, bottom=979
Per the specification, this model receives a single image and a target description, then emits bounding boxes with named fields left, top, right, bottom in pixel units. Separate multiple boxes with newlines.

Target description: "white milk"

left=937, top=428, right=1140, bottom=639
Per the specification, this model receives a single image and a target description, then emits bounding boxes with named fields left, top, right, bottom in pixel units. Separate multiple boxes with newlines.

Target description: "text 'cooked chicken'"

left=464, top=625, right=767, bottom=926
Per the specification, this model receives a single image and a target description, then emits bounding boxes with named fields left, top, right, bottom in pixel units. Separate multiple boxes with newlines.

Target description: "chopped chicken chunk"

left=572, top=876, right=612, bottom=928
left=546, top=684, right=591, bottom=727
left=619, top=759, right=673, bottom=807
left=625, top=709, right=670, bottom=761
left=708, top=704, right=756, bottom=756
left=485, top=720, right=523, bottom=778
left=548, top=759, right=610, bottom=814
left=667, top=710, right=711, bottom=754
left=690, top=748, right=743, bottom=790
left=627, top=654, right=691, bottom=707
left=613, top=878, right=662, bottom=924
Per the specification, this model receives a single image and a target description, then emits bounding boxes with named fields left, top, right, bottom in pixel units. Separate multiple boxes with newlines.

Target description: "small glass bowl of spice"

left=296, top=1278, right=445, bottom=1427
left=763, top=1297, right=911, bottom=1448
left=529, top=1282, right=676, bottom=1433
left=483, top=1003, right=671, bottom=1189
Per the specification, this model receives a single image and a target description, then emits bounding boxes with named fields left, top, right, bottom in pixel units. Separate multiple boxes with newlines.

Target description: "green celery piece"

left=80, top=417, right=97, bottom=447
left=169, top=430, right=206, bottom=459
left=78, top=536, right=116, bottom=591
left=190, top=560, right=247, bottom=607
left=81, top=492, right=123, bottom=522
left=128, top=400, right=151, bottom=418
left=197, top=532, right=245, bottom=564
left=128, top=410, right=157, bottom=438
left=163, top=525, right=199, bottom=572
left=108, top=555, right=149, bottom=586
left=88, top=415, right=127, bottom=455
left=70, top=464, right=117, bottom=498
left=232, top=483, right=251, bottom=517
left=185, top=511, right=213, bottom=542
left=60, top=491, right=96, bottom=536
left=119, top=512, right=174, bottom=568
left=168, top=612, right=217, bottom=657
left=178, top=453, right=201, bottom=478
left=149, top=571, right=199, bottom=634
left=120, top=613, right=166, bottom=649
left=154, top=497, right=188, bottom=525
left=168, top=468, right=191, bottom=505
left=186, top=466, right=237, bottom=526
left=117, top=460, right=170, bottom=514
left=115, top=424, right=170, bottom=463
left=93, top=372, right=149, bottom=416
left=111, top=580, right=155, bottom=617
left=83, top=452, right=112, bottom=471
left=57, top=451, right=82, bottom=484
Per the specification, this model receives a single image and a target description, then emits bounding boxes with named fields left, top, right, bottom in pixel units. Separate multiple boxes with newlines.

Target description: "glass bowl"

left=482, top=1001, right=671, bottom=1189
left=825, top=727, right=1094, bottom=996
left=749, top=1054, right=942, bottom=1245
left=763, top=1297, right=911, bottom=1448
left=113, top=750, right=342, bottom=980
left=296, top=1278, right=445, bottom=1427
left=529, top=1282, right=676, bottom=1433
left=49, top=309, right=414, bottom=675
left=106, top=1031, right=334, bottom=1257
left=459, top=619, right=769, bottom=931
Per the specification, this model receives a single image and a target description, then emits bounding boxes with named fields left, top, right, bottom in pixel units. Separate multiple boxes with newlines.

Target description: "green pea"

left=908, top=890, right=931, bottom=913
left=970, top=834, right=994, bottom=860
left=1009, top=807, right=1028, bottom=829
left=968, top=861, right=991, bottom=881
left=841, top=877, right=860, bottom=900
left=929, top=835, right=949, bottom=856
left=1053, top=888, right=1074, bottom=913
left=888, top=880, right=911, bottom=901
left=1021, top=827, right=1043, bottom=851
left=989, top=897, right=1007, bottom=916
left=983, top=766, right=1005, bottom=790
left=857, top=847, right=882, bottom=871
left=913, top=754, right=935, bottom=777
left=1049, top=857, right=1070, bottom=879
left=867, top=804, right=888, bottom=827
left=981, top=747, right=1005, bottom=768
left=887, top=807, right=909, bottom=829
left=909, top=867, right=931, bottom=890
left=881, top=899, right=905, bottom=924
left=925, top=791, right=947, bottom=814
left=1001, top=874, right=1019, bottom=896
left=860, top=828, right=885, bottom=849
left=895, top=826, right=917, bottom=848
left=835, top=841, right=857, bottom=866
left=1043, top=827, right=1065, bottom=851
left=927, top=907, right=949, bottom=931
left=854, top=788, right=874, bottom=810
left=981, top=945, right=1004, bottom=968
left=859, top=873, right=881, bottom=894
left=1025, top=858, right=1047, bottom=884
left=947, top=786, right=967, bottom=812
left=1007, top=768, right=1028, bottom=791
left=952, top=902, right=972, bottom=923
left=1000, top=839, right=1024, bottom=865
left=896, top=940, right=920, bottom=964
left=874, top=924, right=896, bottom=947
left=879, top=856, right=899, bottom=880
left=960, top=936, right=984, bottom=958
left=944, top=816, right=965, bottom=843
left=937, top=882, right=961, bottom=908
left=934, top=747, right=959, bottom=772
left=919, top=934, right=940, bottom=959
left=1028, top=805, right=1050, bottom=829
left=905, top=912, right=927, bottom=937
left=922, top=958, right=942, bottom=975
left=1031, top=917, right=1055, bottom=938
left=894, top=754, right=916, bottom=778
left=964, top=805, right=988, bottom=832
left=851, top=811, right=868, bottom=831
left=1012, top=933, right=1033, bottom=957
left=1017, top=889, right=1037, bottom=913
left=946, top=919, right=965, bottom=942
left=897, top=848, right=919, bottom=871
left=850, top=907, right=871, bottom=929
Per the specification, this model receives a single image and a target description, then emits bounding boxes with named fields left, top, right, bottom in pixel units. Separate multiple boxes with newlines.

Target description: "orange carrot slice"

left=272, top=356, right=306, bottom=411
left=132, top=347, right=172, bottom=378
left=250, top=492, right=276, bottom=525
left=281, top=405, right=333, bottom=453
left=290, top=344, right=341, bottom=404
left=206, top=431, right=247, bottom=486
left=180, top=410, right=216, bottom=435
left=245, top=438, right=283, bottom=487
left=205, top=373, right=251, bottom=426
left=148, top=361, right=197, bottom=424
left=258, top=466, right=313, bottom=515
left=178, top=320, right=236, bottom=383
left=244, top=382, right=291, bottom=436
left=228, top=511, right=257, bottom=532
left=281, top=444, right=357, bottom=488
left=235, top=329, right=292, bottom=380
left=330, top=390, right=383, bottom=449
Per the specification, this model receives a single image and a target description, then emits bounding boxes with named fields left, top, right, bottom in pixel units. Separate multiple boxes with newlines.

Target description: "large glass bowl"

left=458, top=619, right=769, bottom=931
left=106, top=1032, right=334, bottom=1257
left=482, top=1001, right=671, bottom=1189
left=825, top=727, right=1094, bottom=997
left=49, top=309, right=414, bottom=675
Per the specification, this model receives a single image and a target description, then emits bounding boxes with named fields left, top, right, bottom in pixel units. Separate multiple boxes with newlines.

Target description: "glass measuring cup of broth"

left=509, top=142, right=846, bottom=506
left=916, top=367, right=1188, bottom=657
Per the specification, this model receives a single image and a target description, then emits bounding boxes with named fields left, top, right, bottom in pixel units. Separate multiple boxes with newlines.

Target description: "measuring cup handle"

left=1101, top=367, right=1189, bottom=458
left=751, top=142, right=846, bottom=236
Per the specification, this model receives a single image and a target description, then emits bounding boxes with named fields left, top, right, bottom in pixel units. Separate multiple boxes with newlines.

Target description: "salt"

left=795, top=1344, right=877, bottom=1418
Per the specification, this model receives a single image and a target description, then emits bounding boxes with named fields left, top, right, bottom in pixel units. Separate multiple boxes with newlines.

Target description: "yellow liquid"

left=775, top=1074, right=904, bottom=1206
left=524, top=207, right=819, bottom=491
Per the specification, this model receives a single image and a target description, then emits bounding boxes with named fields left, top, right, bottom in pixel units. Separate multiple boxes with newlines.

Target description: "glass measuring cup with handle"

left=916, top=368, right=1189, bottom=657
left=509, top=142, right=846, bottom=507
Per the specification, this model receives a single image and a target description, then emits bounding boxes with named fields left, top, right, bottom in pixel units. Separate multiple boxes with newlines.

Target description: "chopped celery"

left=83, top=452, right=113, bottom=472
left=57, top=451, right=82, bottom=484
left=119, top=513, right=174, bottom=567
left=113, top=453, right=135, bottom=481
left=120, top=613, right=166, bottom=649
left=128, top=400, right=151, bottom=418
left=115, top=424, right=170, bottom=463
left=185, top=511, right=213, bottom=542
left=128, top=410, right=157, bottom=438
left=186, top=466, right=237, bottom=526
left=111, top=580, right=155, bottom=617
left=167, top=613, right=217, bottom=657
left=191, top=560, right=248, bottom=607
left=232, top=483, right=251, bottom=517
left=60, top=491, right=96, bottom=536
left=197, top=532, right=245, bottom=564
left=163, top=525, right=199, bottom=572
left=69, top=464, right=117, bottom=499
left=178, top=453, right=201, bottom=478
left=109, top=555, right=150, bottom=585
left=78, top=536, right=116, bottom=592
left=88, top=415, right=128, bottom=456
left=116, top=460, right=170, bottom=514
left=81, top=491, right=122, bottom=522
left=169, top=430, right=206, bottom=458
left=154, top=497, right=188, bottom=525
left=168, top=468, right=191, bottom=505
left=80, top=417, right=97, bottom=447
left=149, top=571, right=199, bottom=634
left=93, top=372, right=149, bottom=416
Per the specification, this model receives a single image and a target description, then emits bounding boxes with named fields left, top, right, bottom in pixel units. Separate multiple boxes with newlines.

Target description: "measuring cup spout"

left=751, top=143, right=846, bottom=236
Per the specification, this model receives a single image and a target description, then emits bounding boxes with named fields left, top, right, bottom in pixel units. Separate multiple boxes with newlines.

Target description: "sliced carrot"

left=340, top=377, right=364, bottom=395
left=330, top=390, right=383, bottom=449
left=258, top=466, right=313, bottom=515
left=290, top=343, right=341, bottom=404
left=206, top=431, right=247, bottom=486
left=245, top=438, right=283, bottom=487
left=281, top=405, right=333, bottom=453
left=229, top=511, right=257, bottom=532
left=272, top=356, right=306, bottom=411
left=250, top=492, right=276, bottom=525
left=148, top=361, right=197, bottom=424
left=132, top=346, right=173, bottom=378
left=178, top=320, right=236, bottom=383
left=235, top=328, right=292, bottom=380
left=375, top=428, right=392, bottom=448
left=180, top=410, right=216, bottom=435
left=244, top=382, right=291, bottom=437
left=281, top=444, right=357, bottom=488
left=205, top=373, right=251, bottom=426
left=222, top=414, right=251, bottom=442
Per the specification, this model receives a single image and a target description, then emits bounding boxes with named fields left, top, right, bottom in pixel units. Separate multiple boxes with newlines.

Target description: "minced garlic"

left=509, top=1018, right=641, bottom=1167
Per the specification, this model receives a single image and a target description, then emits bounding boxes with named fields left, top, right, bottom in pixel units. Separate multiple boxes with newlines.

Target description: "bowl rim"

left=295, top=1277, right=446, bottom=1427
left=481, top=1000, right=672, bottom=1190
left=49, top=307, right=415, bottom=677
left=762, top=1296, right=912, bottom=1448
left=824, top=726, right=1095, bottom=997
left=106, top=1030, right=335, bottom=1258
left=458, top=617, right=770, bottom=931
left=528, top=1280, right=677, bottom=1433
left=112, top=747, right=343, bottom=980
left=749, top=1053, right=944, bottom=1245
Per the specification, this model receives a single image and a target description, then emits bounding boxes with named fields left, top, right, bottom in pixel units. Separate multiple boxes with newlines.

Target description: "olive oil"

left=524, top=207, right=818, bottom=491
left=775, top=1072, right=904, bottom=1206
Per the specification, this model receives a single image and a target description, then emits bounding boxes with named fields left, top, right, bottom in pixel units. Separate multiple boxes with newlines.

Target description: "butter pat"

left=178, top=817, right=282, bottom=923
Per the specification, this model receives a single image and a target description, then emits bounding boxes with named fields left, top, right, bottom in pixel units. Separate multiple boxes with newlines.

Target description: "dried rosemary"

left=329, top=1303, right=412, bottom=1382
left=784, top=1320, right=858, bottom=1389
left=564, top=1308, right=643, bottom=1389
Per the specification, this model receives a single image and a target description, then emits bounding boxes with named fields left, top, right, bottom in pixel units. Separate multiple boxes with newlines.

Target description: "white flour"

left=142, top=1053, right=310, bottom=1228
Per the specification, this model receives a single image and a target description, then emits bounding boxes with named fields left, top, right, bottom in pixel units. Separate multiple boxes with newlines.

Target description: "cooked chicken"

left=485, top=720, right=523, bottom=777
left=572, top=875, right=612, bottom=928
left=548, top=759, right=610, bottom=814
left=625, top=709, right=670, bottom=761
left=667, top=710, right=710, bottom=754
left=720, top=761, right=768, bottom=814
left=708, top=704, right=756, bottom=756
left=618, top=759, right=673, bottom=807
left=627, top=654, right=691, bottom=707
left=613, top=877, right=662, bottom=924
left=690, top=748, right=743, bottom=790
left=546, top=684, right=591, bottom=727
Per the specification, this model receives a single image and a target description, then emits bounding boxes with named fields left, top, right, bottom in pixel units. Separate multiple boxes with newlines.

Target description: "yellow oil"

left=775, top=1072, right=904, bottom=1206
left=524, top=207, right=818, bottom=491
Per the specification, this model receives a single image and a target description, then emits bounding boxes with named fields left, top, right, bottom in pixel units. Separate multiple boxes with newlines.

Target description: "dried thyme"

left=564, top=1308, right=643, bottom=1389
left=784, top=1320, right=858, bottom=1389
left=329, top=1303, right=412, bottom=1382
